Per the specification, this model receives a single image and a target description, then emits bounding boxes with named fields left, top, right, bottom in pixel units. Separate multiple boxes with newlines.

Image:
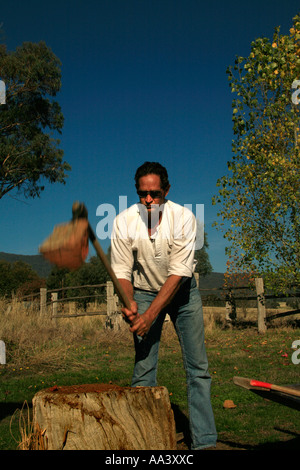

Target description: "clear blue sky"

left=0, top=0, right=299, bottom=273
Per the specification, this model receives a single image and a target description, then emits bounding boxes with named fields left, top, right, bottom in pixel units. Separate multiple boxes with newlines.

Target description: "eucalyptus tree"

left=213, top=14, right=300, bottom=292
left=0, top=40, right=70, bottom=199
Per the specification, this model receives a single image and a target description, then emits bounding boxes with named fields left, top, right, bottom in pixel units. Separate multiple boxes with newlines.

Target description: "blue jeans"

left=132, top=277, right=217, bottom=450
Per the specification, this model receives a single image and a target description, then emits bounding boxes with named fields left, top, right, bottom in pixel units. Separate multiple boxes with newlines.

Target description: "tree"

left=65, top=256, right=109, bottom=309
left=0, top=40, right=70, bottom=199
left=47, top=255, right=110, bottom=310
left=46, top=266, right=70, bottom=291
left=194, top=232, right=212, bottom=277
left=212, top=14, right=300, bottom=293
left=0, top=260, right=39, bottom=297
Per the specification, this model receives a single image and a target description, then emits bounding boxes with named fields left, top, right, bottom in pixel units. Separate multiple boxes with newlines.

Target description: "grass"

left=0, top=298, right=299, bottom=450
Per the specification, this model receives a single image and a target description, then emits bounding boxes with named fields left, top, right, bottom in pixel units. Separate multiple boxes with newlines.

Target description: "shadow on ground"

left=172, top=403, right=300, bottom=451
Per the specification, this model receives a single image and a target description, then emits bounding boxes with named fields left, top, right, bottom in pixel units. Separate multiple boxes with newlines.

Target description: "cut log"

left=32, top=383, right=177, bottom=450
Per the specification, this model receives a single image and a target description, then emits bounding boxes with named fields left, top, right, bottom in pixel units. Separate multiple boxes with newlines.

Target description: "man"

left=111, top=161, right=217, bottom=450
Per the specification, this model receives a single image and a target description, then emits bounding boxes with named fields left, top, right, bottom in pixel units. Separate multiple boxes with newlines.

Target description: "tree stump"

left=32, top=383, right=177, bottom=450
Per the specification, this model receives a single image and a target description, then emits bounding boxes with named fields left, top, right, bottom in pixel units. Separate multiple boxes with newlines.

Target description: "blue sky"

left=0, top=0, right=299, bottom=273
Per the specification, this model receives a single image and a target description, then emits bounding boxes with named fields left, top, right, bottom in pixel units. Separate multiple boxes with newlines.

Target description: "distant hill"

left=198, top=272, right=225, bottom=293
left=0, top=251, right=226, bottom=289
left=0, top=252, right=52, bottom=278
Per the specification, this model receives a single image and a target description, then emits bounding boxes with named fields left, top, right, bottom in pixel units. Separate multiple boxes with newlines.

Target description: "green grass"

left=0, top=315, right=299, bottom=450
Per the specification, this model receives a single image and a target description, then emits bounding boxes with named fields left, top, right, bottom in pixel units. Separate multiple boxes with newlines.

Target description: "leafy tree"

left=212, top=14, right=300, bottom=293
left=46, top=266, right=70, bottom=291
left=47, top=256, right=109, bottom=310
left=194, top=232, right=213, bottom=277
left=0, top=260, right=12, bottom=297
left=67, top=256, right=109, bottom=309
left=0, top=40, right=70, bottom=199
left=16, top=277, right=45, bottom=299
left=0, top=260, right=39, bottom=297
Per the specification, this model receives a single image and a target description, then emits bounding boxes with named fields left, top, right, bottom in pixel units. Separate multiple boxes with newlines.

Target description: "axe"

left=39, top=201, right=131, bottom=311
left=233, top=376, right=300, bottom=398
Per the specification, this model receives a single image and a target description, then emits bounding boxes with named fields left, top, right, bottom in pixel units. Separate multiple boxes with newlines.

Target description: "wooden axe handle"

left=72, top=201, right=131, bottom=311
left=88, top=224, right=132, bottom=310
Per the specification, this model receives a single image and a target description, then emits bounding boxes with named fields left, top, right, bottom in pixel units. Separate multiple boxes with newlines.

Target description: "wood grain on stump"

left=32, top=383, right=177, bottom=450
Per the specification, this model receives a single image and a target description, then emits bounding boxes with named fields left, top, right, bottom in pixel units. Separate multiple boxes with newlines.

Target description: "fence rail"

left=35, top=276, right=300, bottom=333
left=39, top=281, right=120, bottom=327
left=197, top=275, right=299, bottom=333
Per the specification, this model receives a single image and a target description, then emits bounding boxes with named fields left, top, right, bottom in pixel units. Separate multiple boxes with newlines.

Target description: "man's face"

left=137, top=174, right=170, bottom=221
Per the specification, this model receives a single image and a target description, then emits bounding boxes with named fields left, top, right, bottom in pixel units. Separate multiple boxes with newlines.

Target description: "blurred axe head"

left=39, top=202, right=89, bottom=270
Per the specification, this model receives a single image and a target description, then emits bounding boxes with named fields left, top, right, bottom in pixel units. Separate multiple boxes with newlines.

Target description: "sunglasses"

left=137, top=190, right=163, bottom=199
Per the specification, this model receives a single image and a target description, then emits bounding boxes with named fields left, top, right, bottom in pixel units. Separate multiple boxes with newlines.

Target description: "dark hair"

left=134, top=162, right=170, bottom=191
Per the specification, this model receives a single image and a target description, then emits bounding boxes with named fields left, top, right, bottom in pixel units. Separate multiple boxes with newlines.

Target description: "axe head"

left=39, top=202, right=89, bottom=270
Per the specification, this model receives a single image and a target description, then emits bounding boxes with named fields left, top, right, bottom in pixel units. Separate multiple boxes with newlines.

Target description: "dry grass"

left=1, top=297, right=297, bottom=371
left=10, top=401, right=48, bottom=450
left=0, top=298, right=132, bottom=370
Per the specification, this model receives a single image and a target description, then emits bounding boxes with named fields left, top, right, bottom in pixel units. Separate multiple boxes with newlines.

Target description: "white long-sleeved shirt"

left=111, top=200, right=197, bottom=292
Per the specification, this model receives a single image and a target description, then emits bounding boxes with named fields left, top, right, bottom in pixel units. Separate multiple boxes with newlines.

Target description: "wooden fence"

left=38, top=281, right=120, bottom=328
left=198, top=276, right=300, bottom=333
left=34, top=275, right=300, bottom=333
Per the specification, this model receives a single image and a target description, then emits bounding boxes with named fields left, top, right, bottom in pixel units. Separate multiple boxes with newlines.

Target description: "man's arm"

left=126, top=274, right=183, bottom=337
left=118, top=278, right=138, bottom=315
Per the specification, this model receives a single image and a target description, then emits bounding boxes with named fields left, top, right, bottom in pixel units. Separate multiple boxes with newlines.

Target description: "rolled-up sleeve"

left=111, top=215, right=133, bottom=281
left=167, top=206, right=196, bottom=278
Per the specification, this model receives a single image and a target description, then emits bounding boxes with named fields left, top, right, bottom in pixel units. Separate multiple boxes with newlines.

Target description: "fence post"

left=106, top=281, right=121, bottom=329
left=40, top=288, right=47, bottom=315
left=51, top=292, right=58, bottom=325
left=255, top=277, right=267, bottom=333
left=225, top=289, right=236, bottom=323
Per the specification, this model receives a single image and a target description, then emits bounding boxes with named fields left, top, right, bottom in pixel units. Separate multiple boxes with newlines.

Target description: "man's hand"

left=118, top=275, right=183, bottom=337
left=121, top=300, right=138, bottom=325
left=129, top=310, right=153, bottom=337
left=121, top=301, right=152, bottom=337
left=121, top=302, right=152, bottom=337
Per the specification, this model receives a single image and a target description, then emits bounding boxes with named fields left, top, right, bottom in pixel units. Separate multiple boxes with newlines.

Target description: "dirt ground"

left=177, top=439, right=245, bottom=451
